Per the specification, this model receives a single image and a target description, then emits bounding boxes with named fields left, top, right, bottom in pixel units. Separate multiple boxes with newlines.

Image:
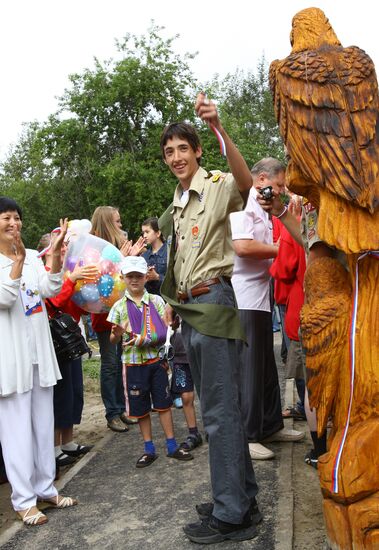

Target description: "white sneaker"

left=263, top=427, right=305, bottom=443
left=249, top=442, right=275, bottom=460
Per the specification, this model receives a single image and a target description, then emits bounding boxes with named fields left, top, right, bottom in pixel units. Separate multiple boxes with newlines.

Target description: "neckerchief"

left=126, top=299, right=166, bottom=347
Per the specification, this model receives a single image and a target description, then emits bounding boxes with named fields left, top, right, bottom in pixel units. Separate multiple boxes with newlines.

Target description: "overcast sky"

left=0, top=0, right=378, bottom=159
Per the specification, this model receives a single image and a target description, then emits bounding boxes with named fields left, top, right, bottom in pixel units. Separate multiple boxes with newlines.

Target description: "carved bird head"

left=290, top=7, right=341, bottom=53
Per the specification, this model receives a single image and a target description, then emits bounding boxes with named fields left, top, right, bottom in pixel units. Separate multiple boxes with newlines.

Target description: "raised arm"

left=195, top=93, right=252, bottom=197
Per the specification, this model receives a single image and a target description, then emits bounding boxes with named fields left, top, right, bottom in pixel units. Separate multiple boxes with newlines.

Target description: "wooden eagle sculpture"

left=270, top=8, right=379, bottom=550
left=270, top=6, right=379, bottom=254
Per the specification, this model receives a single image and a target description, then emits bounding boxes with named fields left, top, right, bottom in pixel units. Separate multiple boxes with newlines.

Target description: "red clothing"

left=270, top=223, right=306, bottom=341
left=271, top=218, right=291, bottom=306
left=91, top=312, right=112, bottom=333
left=45, top=275, right=85, bottom=322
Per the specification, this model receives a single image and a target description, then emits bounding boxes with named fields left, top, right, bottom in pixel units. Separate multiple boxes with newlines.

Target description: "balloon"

left=81, top=283, right=100, bottom=303
left=65, top=256, right=78, bottom=272
left=64, top=233, right=127, bottom=313
left=113, top=274, right=126, bottom=293
left=87, top=300, right=105, bottom=314
left=102, top=287, right=125, bottom=308
left=67, top=219, right=92, bottom=240
left=74, top=279, right=85, bottom=292
left=101, top=244, right=122, bottom=263
left=99, top=259, right=117, bottom=275
left=98, top=274, right=114, bottom=298
left=83, top=247, right=101, bottom=264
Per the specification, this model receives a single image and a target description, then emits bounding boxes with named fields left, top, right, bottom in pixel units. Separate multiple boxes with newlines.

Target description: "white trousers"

left=0, top=366, right=58, bottom=510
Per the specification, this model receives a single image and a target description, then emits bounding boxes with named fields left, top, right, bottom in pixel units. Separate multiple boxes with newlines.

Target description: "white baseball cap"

left=120, top=256, right=148, bottom=275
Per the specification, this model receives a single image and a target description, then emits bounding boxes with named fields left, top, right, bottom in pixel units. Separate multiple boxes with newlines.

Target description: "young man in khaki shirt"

left=161, top=94, right=261, bottom=544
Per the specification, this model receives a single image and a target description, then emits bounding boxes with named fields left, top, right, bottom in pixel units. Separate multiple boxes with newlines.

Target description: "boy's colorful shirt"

left=107, top=288, right=166, bottom=365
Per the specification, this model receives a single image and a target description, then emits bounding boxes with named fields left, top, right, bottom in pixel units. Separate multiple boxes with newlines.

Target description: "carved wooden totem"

left=270, top=8, right=379, bottom=549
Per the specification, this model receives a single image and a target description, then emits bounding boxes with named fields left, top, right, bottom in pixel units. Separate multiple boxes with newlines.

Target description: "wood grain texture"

left=271, top=8, right=379, bottom=549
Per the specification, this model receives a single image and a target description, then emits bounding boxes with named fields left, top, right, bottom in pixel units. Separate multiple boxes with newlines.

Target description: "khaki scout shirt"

left=172, top=166, right=244, bottom=292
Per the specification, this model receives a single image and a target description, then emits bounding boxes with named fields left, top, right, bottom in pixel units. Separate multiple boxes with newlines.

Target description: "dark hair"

left=160, top=122, right=201, bottom=164
left=141, top=216, right=165, bottom=242
left=0, top=196, right=23, bottom=220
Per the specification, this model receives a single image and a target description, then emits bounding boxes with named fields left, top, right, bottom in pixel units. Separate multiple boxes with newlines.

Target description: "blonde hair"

left=90, top=206, right=124, bottom=248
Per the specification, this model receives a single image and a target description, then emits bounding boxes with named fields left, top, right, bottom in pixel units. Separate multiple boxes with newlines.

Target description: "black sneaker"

left=304, top=449, right=318, bottom=469
left=180, top=432, right=203, bottom=451
left=183, top=514, right=257, bottom=544
left=196, top=497, right=263, bottom=525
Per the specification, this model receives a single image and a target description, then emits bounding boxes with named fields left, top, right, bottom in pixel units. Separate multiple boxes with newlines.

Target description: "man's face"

left=255, top=170, right=286, bottom=194
left=163, top=136, right=202, bottom=188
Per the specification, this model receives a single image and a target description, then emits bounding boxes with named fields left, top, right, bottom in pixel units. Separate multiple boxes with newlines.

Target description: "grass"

left=82, top=357, right=100, bottom=380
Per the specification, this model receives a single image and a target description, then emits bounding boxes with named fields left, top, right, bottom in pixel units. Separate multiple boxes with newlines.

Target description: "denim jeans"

left=181, top=280, right=258, bottom=524
left=96, top=331, right=125, bottom=421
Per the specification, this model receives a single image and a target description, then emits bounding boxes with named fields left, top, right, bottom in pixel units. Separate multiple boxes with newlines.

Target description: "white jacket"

left=0, top=249, right=62, bottom=396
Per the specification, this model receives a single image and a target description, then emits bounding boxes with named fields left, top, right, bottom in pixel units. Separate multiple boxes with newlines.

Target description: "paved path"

left=0, top=336, right=295, bottom=550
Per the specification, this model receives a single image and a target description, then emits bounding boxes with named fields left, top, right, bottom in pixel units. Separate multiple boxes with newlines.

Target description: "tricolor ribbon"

left=331, top=250, right=379, bottom=494
left=210, top=124, right=227, bottom=156
left=37, top=227, right=61, bottom=258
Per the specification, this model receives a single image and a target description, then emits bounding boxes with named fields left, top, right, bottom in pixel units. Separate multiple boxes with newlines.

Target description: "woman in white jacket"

left=0, top=197, right=77, bottom=526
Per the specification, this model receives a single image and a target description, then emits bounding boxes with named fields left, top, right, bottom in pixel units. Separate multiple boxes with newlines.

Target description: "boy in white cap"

left=107, top=255, right=193, bottom=467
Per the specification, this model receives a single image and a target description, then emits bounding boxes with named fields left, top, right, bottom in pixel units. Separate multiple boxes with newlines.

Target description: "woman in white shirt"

left=0, top=197, right=77, bottom=526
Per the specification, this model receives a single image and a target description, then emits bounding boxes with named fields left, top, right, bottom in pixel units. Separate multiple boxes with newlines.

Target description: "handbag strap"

left=46, top=298, right=64, bottom=318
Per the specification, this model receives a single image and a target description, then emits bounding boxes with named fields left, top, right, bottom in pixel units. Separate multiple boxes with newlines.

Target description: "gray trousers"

left=181, top=280, right=258, bottom=524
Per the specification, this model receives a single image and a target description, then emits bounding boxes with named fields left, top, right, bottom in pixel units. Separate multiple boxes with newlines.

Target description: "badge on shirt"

left=212, top=173, right=221, bottom=183
left=192, top=226, right=199, bottom=238
left=20, top=282, right=43, bottom=316
left=191, top=226, right=201, bottom=248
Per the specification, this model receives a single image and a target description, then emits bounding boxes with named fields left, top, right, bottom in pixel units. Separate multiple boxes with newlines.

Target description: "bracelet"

left=275, top=205, right=288, bottom=219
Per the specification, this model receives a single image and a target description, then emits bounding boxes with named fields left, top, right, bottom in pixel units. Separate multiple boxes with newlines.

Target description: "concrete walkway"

left=0, top=339, right=296, bottom=550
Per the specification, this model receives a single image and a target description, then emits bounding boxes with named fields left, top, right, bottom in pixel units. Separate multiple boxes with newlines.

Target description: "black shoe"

left=55, top=453, right=76, bottom=467
left=136, top=453, right=158, bottom=468
left=63, top=444, right=93, bottom=457
left=183, top=515, right=257, bottom=544
left=304, top=449, right=318, bottom=469
left=196, top=497, right=263, bottom=525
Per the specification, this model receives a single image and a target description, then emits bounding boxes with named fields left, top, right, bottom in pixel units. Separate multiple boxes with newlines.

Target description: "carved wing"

left=300, top=257, right=351, bottom=435
left=270, top=46, right=379, bottom=213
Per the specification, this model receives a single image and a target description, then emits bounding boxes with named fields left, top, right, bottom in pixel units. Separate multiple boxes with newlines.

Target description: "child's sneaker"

left=180, top=433, right=203, bottom=451
left=167, top=447, right=193, bottom=461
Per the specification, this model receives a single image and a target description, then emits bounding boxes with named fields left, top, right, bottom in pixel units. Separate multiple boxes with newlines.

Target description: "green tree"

left=0, top=24, right=199, bottom=245
left=0, top=34, right=283, bottom=247
left=203, top=57, right=284, bottom=170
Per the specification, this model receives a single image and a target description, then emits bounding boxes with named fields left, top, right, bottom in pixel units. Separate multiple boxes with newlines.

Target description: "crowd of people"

left=0, top=93, right=330, bottom=542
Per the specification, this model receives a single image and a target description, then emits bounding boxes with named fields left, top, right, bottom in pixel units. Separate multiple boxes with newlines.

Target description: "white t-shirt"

left=230, top=187, right=273, bottom=312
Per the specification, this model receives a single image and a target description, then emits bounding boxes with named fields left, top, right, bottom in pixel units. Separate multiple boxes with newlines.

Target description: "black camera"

left=259, top=185, right=274, bottom=200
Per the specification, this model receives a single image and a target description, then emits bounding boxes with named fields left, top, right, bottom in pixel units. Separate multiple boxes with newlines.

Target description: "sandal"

left=17, top=506, right=48, bottom=526
left=63, top=444, right=93, bottom=457
left=282, top=406, right=306, bottom=421
left=180, top=433, right=203, bottom=451
left=167, top=447, right=194, bottom=461
left=136, top=453, right=158, bottom=468
left=40, top=495, right=78, bottom=508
